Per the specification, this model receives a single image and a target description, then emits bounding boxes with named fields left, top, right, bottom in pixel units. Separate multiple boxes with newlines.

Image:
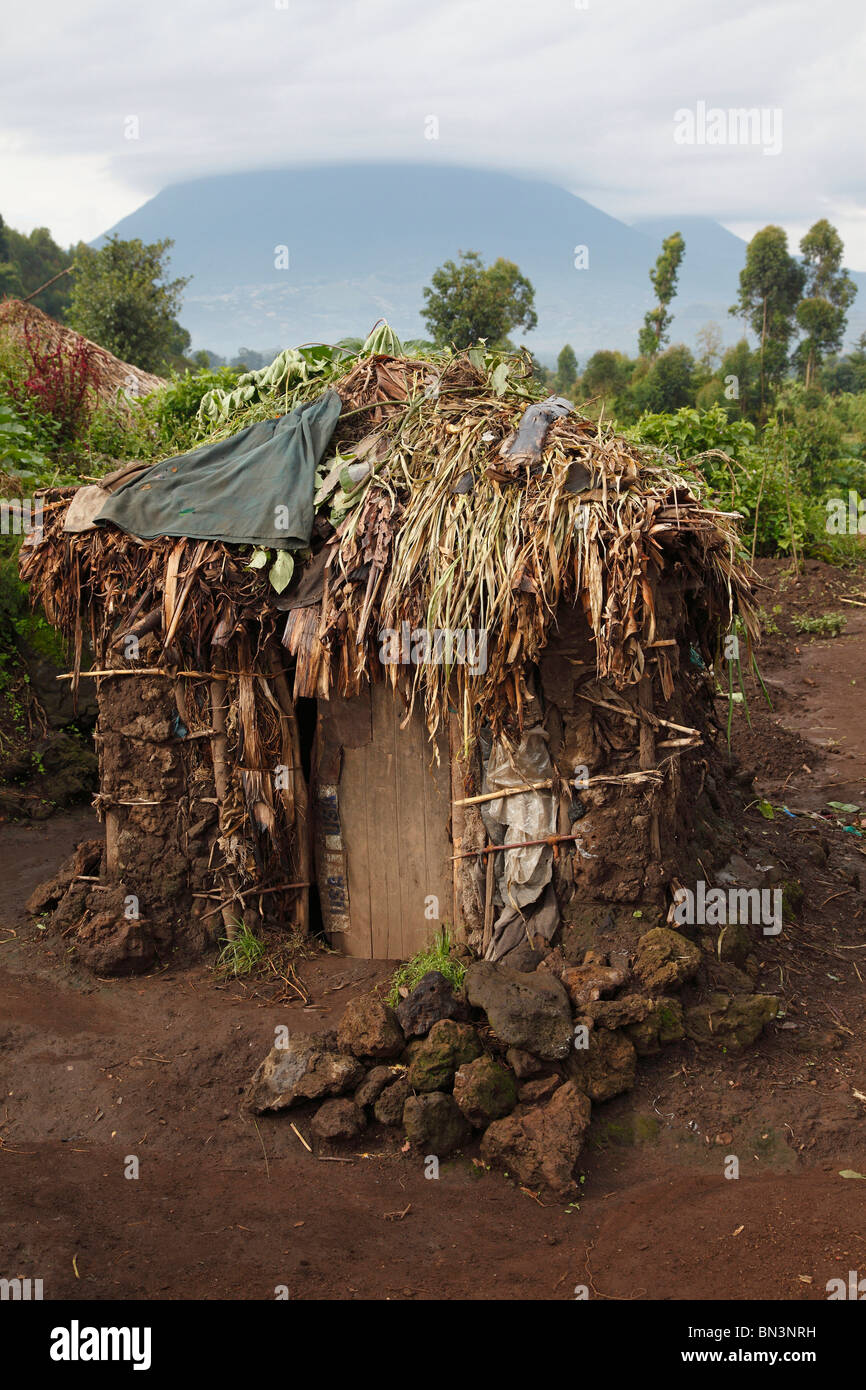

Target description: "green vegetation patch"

left=387, top=926, right=466, bottom=1008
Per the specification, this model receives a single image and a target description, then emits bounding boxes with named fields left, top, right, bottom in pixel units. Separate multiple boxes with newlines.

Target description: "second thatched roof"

left=0, top=297, right=166, bottom=407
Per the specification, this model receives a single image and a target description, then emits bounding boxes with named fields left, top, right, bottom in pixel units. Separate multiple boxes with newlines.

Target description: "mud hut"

left=20, top=343, right=756, bottom=975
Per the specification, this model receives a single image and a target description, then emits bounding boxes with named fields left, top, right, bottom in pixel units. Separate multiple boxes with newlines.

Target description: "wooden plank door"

left=314, top=683, right=453, bottom=958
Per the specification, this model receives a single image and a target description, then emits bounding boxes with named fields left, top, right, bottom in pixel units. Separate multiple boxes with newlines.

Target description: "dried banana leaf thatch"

left=21, top=347, right=757, bottom=756
left=288, top=351, right=757, bottom=740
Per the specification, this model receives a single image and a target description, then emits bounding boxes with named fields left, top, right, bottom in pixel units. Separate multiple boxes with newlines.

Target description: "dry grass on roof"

left=20, top=349, right=758, bottom=743
left=0, top=297, right=166, bottom=407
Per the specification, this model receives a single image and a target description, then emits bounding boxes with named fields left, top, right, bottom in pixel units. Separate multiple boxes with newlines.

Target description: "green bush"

left=629, top=406, right=806, bottom=555
left=628, top=345, right=696, bottom=416
left=150, top=365, right=241, bottom=451
left=0, top=395, right=49, bottom=481
left=631, top=403, right=756, bottom=458
left=84, top=398, right=157, bottom=464
left=64, top=366, right=242, bottom=470
left=768, top=386, right=845, bottom=491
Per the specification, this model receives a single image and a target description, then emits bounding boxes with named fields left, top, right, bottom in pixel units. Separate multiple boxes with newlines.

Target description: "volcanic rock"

left=464, top=962, right=572, bottom=1059
left=406, top=1019, right=482, bottom=1092
left=583, top=994, right=654, bottom=1030
left=354, top=1065, right=397, bottom=1109
left=626, top=997, right=684, bottom=1055
left=684, top=992, right=779, bottom=1048
left=506, top=1047, right=547, bottom=1079
left=518, top=1074, right=561, bottom=1104
left=403, top=1092, right=470, bottom=1155
left=566, top=1027, right=637, bottom=1102
left=396, top=971, right=467, bottom=1037
left=311, top=1097, right=366, bottom=1143
left=633, top=927, right=701, bottom=992
left=247, top=1034, right=364, bottom=1112
left=337, top=994, right=404, bottom=1059
left=453, top=1055, right=518, bottom=1128
left=481, top=1081, right=591, bottom=1196
left=373, top=1074, right=410, bottom=1126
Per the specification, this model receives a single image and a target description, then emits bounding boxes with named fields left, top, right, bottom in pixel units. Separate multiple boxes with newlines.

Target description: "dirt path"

left=2, top=561, right=866, bottom=1302
left=732, top=560, right=866, bottom=802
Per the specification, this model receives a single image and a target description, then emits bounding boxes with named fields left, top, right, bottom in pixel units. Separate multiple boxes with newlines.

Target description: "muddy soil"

left=1, top=558, right=865, bottom=1302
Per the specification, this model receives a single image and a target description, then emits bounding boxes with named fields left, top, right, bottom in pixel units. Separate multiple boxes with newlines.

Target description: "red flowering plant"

left=6, top=323, right=100, bottom=447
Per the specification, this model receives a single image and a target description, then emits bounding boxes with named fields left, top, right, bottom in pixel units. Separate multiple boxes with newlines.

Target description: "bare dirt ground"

left=1, top=557, right=865, bottom=1302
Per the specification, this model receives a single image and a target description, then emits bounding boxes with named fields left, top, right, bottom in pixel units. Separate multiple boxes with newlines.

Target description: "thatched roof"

left=20, top=344, right=757, bottom=743
left=0, top=298, right=166, bottom=407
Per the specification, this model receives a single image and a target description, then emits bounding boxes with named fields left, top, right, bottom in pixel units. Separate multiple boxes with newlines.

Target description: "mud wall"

left=100, top=672, right=217, bottom=928
left=45, top=673, right=221, bottom=974
left=455, top=594, right=736, bottom=963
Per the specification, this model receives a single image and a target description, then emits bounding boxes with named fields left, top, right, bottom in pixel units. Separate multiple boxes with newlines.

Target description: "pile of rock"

left=247, top=925, right=779, bottom=1199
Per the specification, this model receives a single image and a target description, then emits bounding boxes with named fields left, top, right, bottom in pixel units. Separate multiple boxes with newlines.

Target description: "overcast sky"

left=2, top=0, right=865, bottom=264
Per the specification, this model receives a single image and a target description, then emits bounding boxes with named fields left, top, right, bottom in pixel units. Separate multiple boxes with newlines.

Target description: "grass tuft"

left=216, top=923, right=266, bottom=977
left=386, top=926, right=466, bottom=1007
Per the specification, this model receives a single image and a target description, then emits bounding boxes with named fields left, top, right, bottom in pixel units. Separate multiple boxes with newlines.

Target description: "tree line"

left=1, top=207, right=861, bottom=427
left=417, top=222, right=860, bottom=425
left=0, top=216, right=193, bottom=374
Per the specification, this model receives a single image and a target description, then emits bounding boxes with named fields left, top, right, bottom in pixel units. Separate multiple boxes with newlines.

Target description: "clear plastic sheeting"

left=481, top=725, right=557, bottom=915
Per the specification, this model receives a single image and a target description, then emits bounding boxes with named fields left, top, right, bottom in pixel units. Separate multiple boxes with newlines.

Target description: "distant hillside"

left=98, top=164, right=866, bottom=362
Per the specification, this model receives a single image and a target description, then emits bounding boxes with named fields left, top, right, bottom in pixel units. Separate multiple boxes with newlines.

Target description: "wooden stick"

left=201, top=882, right=312, bottom=919
left=454, top=779, right=553, bottom=808
left=455, top=767, right=664, bottom=810
left=636, top=674, right=663, bottom=858
left=57, top=668, right=253, bottom=681
left=575, top=690, right=699, bottom=738
left=239, top=880, right=310, bottom=897
left=209, top=676, right=238, bottom=941
left=587, top=769, right=665, bottom=786
left=637, top=675, right=655, bottom=771
left=290, top=1123, right=312, bottom=1153
left=449, top=713, right=464, bottom=938
left=105, top=798, right=167, bottom=806
left=268, top=650, right=311, bottom=936
left=482, top=850, right=496, bottom=954
left=21, top=264, right=74, bottom=302
left=450, top=832, right=586, bottom=862
left=750, top=452, right=769, bottom=565
left=109, top=587, right=153, bottom=646
left=781, top=434, right=800, bottom=574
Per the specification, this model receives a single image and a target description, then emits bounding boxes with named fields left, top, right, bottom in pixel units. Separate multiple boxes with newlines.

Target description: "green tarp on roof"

left=95, top=389, right=342, bottom=549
